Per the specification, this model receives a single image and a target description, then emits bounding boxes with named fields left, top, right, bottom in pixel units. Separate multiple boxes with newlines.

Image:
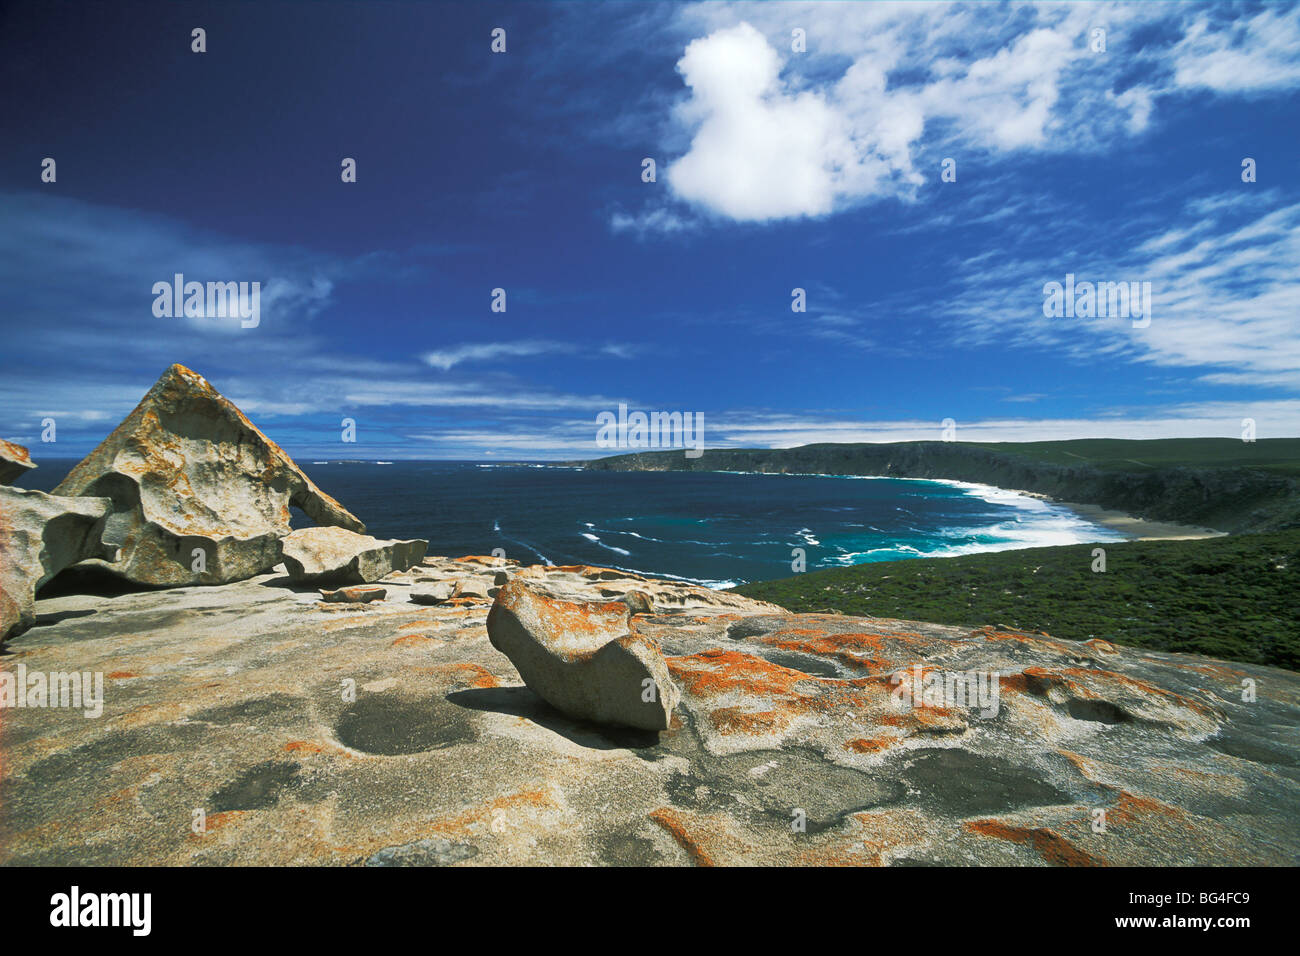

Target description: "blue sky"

left=2, top=0, right=1299, bottom=460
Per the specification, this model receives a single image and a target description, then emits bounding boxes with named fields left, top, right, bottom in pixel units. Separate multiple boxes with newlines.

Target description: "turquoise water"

left=21, top=460, right=1130, bottom=588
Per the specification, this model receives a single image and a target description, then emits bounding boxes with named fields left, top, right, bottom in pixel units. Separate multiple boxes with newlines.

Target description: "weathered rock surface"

left=281, top=527, right=427, bottom=585
left=0, top=439, right=35, bottom=485
left=1, top=557, right=1297, bottom=866
left=409, top=582, right=456, bottom=605
left=52, top=364, right=365, bottom=586
left=487, top=579, right=681, bottom=730
left=0, top=486, right=114, bottom=641
left=319, top=585, right=387, bottom=604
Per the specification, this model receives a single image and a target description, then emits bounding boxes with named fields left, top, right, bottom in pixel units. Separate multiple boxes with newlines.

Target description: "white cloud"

left=1173, top=6, right=1300, bottom=93
left=666, top=22, right=918, bottom=221
left=609, top=207, right=696, bottom=237
left=649, top=2, right=1300, bottom=224
left=691, top=402, right=1300, bottom=449
left=421, top=340, right=634, bottom=371
left=923, top=192, right=1300, bottom=389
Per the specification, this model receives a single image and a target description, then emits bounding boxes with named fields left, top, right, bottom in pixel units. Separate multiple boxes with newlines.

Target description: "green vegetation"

left=965, top=437, right=1300, bottom=477
left=732, top=530, right=1300, bottom=671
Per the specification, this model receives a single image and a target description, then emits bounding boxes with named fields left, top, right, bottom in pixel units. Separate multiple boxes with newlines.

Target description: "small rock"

left=409, top=582, right=456, bottom=605
left=452, top=577, right=494, bottom=601
left=318, top=585, right=387, bottom=604
left=486, top=579, right=680, bottom=730
left=624, top=590, right=655, bottom=615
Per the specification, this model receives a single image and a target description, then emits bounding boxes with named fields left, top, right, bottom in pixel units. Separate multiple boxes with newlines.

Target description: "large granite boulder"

left=0, top=439, right=35, bottom=485
left=487, top=579, right=681, bottom=730
left=0, top=486, right=114, bottom=641
left=280, top=527, right=428, bottom=585
left=52, top=364, right=365, bottom=586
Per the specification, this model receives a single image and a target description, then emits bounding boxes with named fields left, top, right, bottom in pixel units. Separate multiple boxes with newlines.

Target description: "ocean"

left=20, top=459, right=1131, bottom=589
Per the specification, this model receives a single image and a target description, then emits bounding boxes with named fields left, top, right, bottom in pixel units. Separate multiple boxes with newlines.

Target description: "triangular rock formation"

left=54, top=364, right=365, bottom=585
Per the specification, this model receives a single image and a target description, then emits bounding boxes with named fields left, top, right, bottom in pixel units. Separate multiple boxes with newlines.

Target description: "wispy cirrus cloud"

left=921, top=189, right=1300, bottom=390
left=421, top=340, right=637, bottom=371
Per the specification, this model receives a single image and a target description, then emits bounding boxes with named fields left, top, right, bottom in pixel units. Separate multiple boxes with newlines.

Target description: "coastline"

left=1012, top=490, right=1228, bottom=541
left=703, top=472, right=1233, bottom=546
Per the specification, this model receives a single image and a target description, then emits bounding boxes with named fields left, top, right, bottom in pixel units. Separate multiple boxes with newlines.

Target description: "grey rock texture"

left=0, top=486, right=114, bottom=641
left=281, top=527, right=427, bottom=585
left=487, top=579, right=681, bottom=730
left=0, top=556, right=1296, bottom=866
left=52, top=364, right=365, bottom=586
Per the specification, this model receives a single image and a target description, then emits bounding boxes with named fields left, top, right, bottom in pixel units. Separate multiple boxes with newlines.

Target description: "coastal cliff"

left=581, top=439, right=1300, bottom=533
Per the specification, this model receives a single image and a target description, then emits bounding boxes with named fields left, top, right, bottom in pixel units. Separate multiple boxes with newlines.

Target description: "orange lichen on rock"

left=667, top=649, right=817, bottom=699
left=844, top=736, right=894, bottom=754
left=0, top=437, right=33, bottom=468
left=965, top=819, right=1102, bottom=867
left=709, top=706, right=793, bottom=736
left=648, top=807, right=717, bottom=866
left=284, top=740, right=328, bottom=755
left=390, top=633, right=436, bottom=648
left=1105, top=790, right=1185, bottom=826
left=494, top=586, right=630, bottom=649
left=425, top=786, right=562, bottom=839
left=398, top=619, right=439, bottom=630
left=425, top=662, right=499, bottom=689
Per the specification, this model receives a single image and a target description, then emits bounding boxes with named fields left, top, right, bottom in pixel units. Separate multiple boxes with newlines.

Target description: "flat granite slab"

left=1, top=558, right=1297, bottom=866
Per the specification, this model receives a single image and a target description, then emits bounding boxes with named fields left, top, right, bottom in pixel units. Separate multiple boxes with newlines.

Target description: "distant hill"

left=581, top=438, right=1300, bottom=533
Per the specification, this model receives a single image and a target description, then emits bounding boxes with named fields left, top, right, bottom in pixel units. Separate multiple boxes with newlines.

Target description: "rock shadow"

left=446, top=686, right=662, bottom=751
left=36, top=563, right=162, bottom=599
left=31, top=608, right=98, bottom=628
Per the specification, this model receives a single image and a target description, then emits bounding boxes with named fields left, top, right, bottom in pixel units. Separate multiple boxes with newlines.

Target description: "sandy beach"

left=1019, top=493, right=1228, bottom=541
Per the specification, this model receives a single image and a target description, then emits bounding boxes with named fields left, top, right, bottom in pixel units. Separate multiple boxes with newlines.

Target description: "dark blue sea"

left=20, top=460, right=1130, bottom=588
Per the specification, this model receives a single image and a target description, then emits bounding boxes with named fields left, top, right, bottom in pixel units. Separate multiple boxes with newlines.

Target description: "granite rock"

left=0, top=439, right=36, bottom=485
left=281, top=527, right=427, bottom=586
left=487, top=579, right=681, bottom=730
left=2, top=560, right=1296, bottom=866
left=0, top=486, right=114, bottom=641
left=52, top=364, right=365, bottom=586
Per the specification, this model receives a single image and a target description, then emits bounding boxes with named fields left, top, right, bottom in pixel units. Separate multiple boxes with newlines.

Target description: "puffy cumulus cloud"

left=666, top=23, right=920, bottom=221
left=655, top=2, right=1300, bottom=224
